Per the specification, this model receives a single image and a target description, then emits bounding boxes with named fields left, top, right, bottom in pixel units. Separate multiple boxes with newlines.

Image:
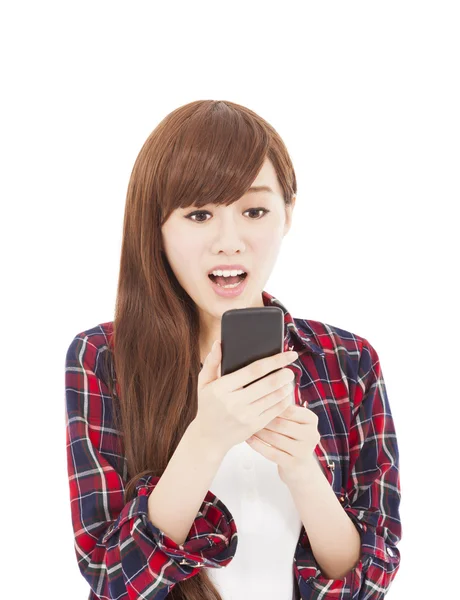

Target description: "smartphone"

left=221, top=306, right=285, bottom=388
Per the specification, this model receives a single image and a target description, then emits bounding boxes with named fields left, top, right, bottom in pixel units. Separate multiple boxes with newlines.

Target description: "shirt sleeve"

left=295, top=338, right=402, bottom=600
left=65, top=331, right=237, bottom=600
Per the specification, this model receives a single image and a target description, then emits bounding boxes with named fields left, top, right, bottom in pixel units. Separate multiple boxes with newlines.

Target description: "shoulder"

left=65, top=321, right=114, bottom=383
left=293, top=317, right=379, bottom=373
left=295, top=318, right=386, bottom=419
left=295, top=317, right=371, bottom=353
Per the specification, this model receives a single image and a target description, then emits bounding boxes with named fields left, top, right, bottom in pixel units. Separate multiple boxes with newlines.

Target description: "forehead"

left=181, top=186, right=277, bottom=211
left=252, top=157, right=280, bottom=188
left=174, top=157, right=283, bottom=213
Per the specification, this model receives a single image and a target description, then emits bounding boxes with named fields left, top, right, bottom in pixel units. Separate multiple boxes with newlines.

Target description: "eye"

left=185, top=208, right=270, bottom=223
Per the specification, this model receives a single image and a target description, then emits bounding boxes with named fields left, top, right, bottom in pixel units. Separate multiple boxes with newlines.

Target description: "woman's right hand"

left=193, top=340, right=298, bottom=454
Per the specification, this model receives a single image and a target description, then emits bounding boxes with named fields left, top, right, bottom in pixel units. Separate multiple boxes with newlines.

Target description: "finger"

left=279, top=405, right=315, bottom=424
left=253, top=430, right=297, bottom=456
left=221, top=350, right=298, bottom=394
left=264, top=417, right=303, bottom=439
left=198, top=340, right=221, bottom=387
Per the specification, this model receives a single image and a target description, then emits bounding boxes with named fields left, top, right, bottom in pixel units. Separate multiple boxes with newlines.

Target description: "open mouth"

left=208, top=272, right=248, bottom=288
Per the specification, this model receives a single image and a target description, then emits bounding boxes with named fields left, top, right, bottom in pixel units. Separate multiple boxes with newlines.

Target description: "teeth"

left=209, top=269, right=246, bottom=277
left=216, top=280, right=243, bottom=288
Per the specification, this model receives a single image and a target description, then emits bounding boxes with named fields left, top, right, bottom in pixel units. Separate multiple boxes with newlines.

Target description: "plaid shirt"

left=65, top=290, right=402, bottom=599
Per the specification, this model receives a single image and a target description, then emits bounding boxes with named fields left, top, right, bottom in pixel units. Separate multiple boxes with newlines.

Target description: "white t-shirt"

left=203, top=382, right=316, bottom=599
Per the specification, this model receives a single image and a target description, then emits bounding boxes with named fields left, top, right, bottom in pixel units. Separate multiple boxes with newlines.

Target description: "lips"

left=207, top=269, right=249, bottom=297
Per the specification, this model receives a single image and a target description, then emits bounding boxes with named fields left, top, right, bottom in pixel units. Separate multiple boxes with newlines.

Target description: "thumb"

left=199, top=340, right=221, bottom=385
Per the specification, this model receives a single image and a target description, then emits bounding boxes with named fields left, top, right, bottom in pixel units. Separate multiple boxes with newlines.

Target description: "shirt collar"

left=262, top=290, right=325, bottom=357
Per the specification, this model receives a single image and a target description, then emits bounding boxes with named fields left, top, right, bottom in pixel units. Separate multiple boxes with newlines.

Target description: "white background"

left=1, top=1, right=458, bottom=598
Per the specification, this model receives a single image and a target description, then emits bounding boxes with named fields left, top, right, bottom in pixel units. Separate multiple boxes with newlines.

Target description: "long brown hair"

left=104, top=99, right=297, bottom=599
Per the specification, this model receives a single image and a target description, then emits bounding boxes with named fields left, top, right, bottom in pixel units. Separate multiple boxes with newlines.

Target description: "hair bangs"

left=154, top=101, right=272, bottom=224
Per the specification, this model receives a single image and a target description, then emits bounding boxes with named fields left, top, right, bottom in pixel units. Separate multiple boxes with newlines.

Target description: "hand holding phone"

left=194, top=342, right=298, bottom=455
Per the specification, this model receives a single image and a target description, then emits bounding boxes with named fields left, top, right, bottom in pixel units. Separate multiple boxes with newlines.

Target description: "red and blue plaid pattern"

left=65, top=290, right=401, bottom=599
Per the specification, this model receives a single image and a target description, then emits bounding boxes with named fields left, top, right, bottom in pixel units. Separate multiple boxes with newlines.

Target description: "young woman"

left=65, top=99, right=402, bottom=600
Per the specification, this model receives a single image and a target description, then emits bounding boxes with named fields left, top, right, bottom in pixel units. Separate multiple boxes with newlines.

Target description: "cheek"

left=180, top=240, right=201, bottom=261
left=163, top=238, right=203, bottom=286
left=256, top=235, right=283, bottom=264
left=168, top=230, right=202, bottom=264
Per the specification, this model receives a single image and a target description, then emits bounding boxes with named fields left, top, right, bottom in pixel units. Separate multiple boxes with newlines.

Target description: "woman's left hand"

left=246, top=404, right=321, bottom=485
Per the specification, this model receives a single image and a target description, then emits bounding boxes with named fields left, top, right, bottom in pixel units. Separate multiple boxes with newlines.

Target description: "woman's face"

left=160, top=157, right=295, bottom=332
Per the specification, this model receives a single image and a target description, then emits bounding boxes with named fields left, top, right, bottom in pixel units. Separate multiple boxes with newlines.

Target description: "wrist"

left=282, top=454, right=321, bottom=488
left=186, top=419, right=228, bottom=463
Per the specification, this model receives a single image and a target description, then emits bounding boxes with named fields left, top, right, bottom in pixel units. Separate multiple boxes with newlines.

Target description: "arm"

left=147, top=419, right=226, bottom=547
left=286, top=455, right=362, bottom=579
left=293, top=338, right=402, bottom=599
left=65, top=331, right=237, bottom=600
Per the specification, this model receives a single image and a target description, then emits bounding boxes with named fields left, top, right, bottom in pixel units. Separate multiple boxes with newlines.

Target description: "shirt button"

left=386, top=546, right=394, bottom=557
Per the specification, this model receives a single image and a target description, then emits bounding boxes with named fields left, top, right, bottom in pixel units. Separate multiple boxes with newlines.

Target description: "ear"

left=283, top=195, right=296, bottom=235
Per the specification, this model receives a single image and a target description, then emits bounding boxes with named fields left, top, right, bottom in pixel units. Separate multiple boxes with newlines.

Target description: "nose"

left=211, top=218, right=246, bottom=254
